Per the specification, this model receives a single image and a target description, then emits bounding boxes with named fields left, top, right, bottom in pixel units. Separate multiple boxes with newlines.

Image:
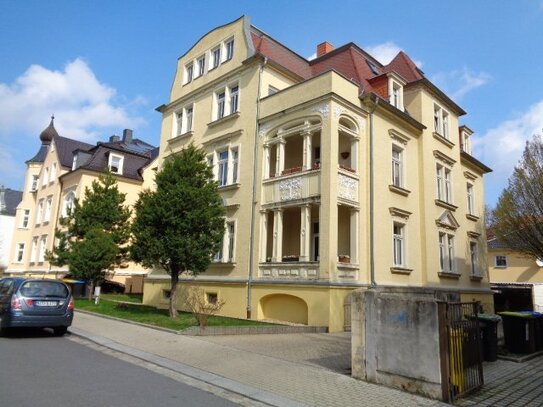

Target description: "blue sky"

left=1, top=0, right=542, bottom=208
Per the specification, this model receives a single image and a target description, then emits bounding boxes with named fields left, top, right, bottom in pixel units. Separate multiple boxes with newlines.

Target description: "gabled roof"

left=0, top=187, right=23, bottom=216
left=54, top=135, right=94, bottom=168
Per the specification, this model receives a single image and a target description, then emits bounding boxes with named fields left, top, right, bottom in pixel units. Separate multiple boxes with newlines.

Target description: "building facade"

left=488, top=238, right=543, bottom=312
left=144, top=16, right=493, bottom=331
left=0, top=186, right=23, bottom=273
left=6, top=118, right=158, bottom=292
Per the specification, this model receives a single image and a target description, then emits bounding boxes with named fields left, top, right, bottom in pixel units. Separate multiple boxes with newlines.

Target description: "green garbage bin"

left=518, top=311, right=543, bottom=351
left=477, top=314, right=501, bottom=361
left=499, top=312, right=537, bottom=354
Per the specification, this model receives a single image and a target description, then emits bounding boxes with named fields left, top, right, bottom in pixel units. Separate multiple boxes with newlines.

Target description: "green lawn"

left=74, top=296, right=273, bottom=331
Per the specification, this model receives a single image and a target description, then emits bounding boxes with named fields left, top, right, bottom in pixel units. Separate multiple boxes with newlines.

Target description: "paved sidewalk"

left=71, top=312, right=446, bottom=407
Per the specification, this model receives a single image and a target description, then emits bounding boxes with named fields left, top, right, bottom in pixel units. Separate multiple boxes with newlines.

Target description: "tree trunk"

left=88, top=280, right=95, bottom=301
left=169, top=270, right=179, bottom=318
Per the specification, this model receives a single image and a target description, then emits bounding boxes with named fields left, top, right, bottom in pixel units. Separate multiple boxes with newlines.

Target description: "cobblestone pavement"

left=457, top=356, right=543, bottom=406
left=72, top=312, right=446, bottom=407
left=199, top=332, right=352, bottom=375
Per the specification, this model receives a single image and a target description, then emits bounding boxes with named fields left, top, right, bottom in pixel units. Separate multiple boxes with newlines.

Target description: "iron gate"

left=441, top=302, right=484, bottom=402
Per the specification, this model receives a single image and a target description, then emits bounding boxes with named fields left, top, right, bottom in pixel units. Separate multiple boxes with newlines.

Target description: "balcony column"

left=350, top=138, right=358, bottom=172
left=350, top=207, right=359, bottom=264
left=299, top=204, right=311, bottom=262
left=272, top=209, right=283, bottom=262
left=263, top=144, right=270, bottom=179
left=260, top=210, right=268, bottom=262
left=302, top=131, right=312, bottom=170
left=277, top=140, right=285, bottom=175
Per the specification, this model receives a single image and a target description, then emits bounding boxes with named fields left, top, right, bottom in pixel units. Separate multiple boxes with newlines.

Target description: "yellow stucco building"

left=6, top=118, right=158, bottom=292
left=143, top=16, right=493, bottom=331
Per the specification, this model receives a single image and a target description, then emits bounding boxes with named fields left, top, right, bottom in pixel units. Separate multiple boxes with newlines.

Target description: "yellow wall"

left=488, top=248, right=543, bottom=284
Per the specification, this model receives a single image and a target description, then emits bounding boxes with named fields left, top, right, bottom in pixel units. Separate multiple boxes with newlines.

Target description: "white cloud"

left=0, top=58, right=145, bottom=144
left=475, top=100, right=543, bottom=203
left=307, top=52, right=317, bottom=61
left=365, top=41, right=423, bottom=67
left=431, top=68, right=491, bottom=101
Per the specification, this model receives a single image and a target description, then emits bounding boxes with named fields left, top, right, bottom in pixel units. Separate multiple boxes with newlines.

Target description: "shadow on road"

left=1, top=327, right=70, bottom=339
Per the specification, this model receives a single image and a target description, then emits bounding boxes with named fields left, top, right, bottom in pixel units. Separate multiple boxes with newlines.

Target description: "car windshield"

left=19, top=281, right=69, bottom=298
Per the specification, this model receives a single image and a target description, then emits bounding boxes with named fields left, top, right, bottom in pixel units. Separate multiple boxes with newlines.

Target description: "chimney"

left=109, top=134, right=120, bottom=143
left=122, top=129, right=133, bottom=144
left=317, top=41, right=334, bottom=58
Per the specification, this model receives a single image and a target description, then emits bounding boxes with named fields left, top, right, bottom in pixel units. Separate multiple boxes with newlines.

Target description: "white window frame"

left=225, top=38, right=234, bottom=61
left=209, top=145, right=240, bottom=187
left=439, top=232, right=455, bottom=273
left=30, top=175, right=39, bottom=192
left=31, top=237, right=38, bottom=263
left=226, top=221, right=236, bottom=262
left=462, top=131, right=472, bottom=154
left=197, top=55, right=206, bottom=77
left=38, top=236, right=47, bottom=263
left=184, top=62, right=194, bottom=84
left=174, top=104, right=194, bottom=137
left=467, top=183, right=475, bottom=215
left=216, top=91, right=226, bottom=120
left=495, top=255, right=507, bottom=268
left=217, top=150, right=229, bottom=187
left=72, top=154, right=78, bottom=170
left=50, top=162, right=57, bottom=184
left=393, top=222, right=405, bottom=267
left=36, top=199, right=44, bottom=224
left=44, top=196, right=53, bottom=222
left=63, top=191, right=76, bottom=217
left=20, top=209, right=30, bottom=229
left=470, top=241, right=479, bottom=277
left=433, top=104, right=450, bottom=139
left=211, top=46, right=221, bottom=69
left=213, top=82, right=239, bottom=121
left=391, top=145, right=404, bottom=188
left=15, top=243, right=25, bottom=263
left=229, top=85, right=239, bottom=115
left=390, top=81, right=403, bottom=110
left=108, top=154, right=124, bottom=175
left=436, top=164, right=452, bottom=203
left=44, top=167, right=49, bottom=186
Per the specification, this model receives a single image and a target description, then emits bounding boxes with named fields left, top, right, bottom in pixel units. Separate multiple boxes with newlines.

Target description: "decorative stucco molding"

left=338, top=174, right=357, bottom=201
left=279, top=177, right=302, bottom=201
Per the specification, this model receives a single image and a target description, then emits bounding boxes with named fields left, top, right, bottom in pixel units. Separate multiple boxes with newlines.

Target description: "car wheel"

left=53, top=326, right=68, bottom=336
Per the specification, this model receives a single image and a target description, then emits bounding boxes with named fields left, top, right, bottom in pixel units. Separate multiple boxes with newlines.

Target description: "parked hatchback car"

left=0, top=278, right=74, bottom=336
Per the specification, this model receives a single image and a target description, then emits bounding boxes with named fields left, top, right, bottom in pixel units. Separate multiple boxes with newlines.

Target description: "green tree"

left=130, top=144, right=225, bottom=318
left=48, top=173, right=131, bottom=298
left=492, top=133, right=543, bottom=259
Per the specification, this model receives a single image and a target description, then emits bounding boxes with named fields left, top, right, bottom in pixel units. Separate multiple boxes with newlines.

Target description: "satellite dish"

left=536, top=259, right=543, bottom=267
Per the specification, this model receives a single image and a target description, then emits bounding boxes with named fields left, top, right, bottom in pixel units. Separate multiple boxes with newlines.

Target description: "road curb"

left=69, top=325, right=309, bottom=407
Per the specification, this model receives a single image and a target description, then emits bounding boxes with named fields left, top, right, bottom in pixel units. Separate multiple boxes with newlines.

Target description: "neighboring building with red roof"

left=6, top=118, right=158, bottom=292
left=147, top=16, right=493, bottom=331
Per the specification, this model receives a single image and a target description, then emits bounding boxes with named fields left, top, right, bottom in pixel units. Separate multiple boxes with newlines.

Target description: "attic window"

left=366, top=60, right=380, bottom=75
left=109, top=154, right=124, bottom=175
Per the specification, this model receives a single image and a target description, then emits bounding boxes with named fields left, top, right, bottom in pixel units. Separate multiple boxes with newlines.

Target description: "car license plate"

left=35, top=301, right=57, bottom=307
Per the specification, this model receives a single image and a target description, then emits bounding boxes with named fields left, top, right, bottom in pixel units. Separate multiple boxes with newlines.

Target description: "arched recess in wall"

left=259, top=294, right=309, bottom=324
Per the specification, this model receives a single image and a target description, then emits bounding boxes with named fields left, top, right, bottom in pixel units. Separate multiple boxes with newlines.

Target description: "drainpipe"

left=247, top=56, right=268, bottom=319
left=364, top=93, right=379, bottom=288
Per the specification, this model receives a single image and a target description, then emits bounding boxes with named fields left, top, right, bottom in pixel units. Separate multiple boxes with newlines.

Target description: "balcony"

left=263, top=169, right=321, bottom=204
left=259, top=261, right=319, bottom=280
left=337, top=169, right=359, bottom=203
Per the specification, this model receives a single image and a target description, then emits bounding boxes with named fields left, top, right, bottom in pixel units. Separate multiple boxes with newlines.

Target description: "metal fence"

left=442, top=301, right=484, bottom=402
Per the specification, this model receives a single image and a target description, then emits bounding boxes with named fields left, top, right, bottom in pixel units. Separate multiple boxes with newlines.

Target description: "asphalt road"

left=0, top=328, right=239, bottom=407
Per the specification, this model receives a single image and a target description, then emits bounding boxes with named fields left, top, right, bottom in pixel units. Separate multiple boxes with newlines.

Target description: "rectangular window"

left=390, top=81, right=403, bottom=110
left=232, top=149, right=239, bottom=184
left=393, top=223, right=405, bottom=267
left=391, top=146, right=403, bottom=188
left=225, top=38, right=234, bottom=61
left=30, top=175, right=39, bottom=192
left=44, top=196, right=53, bottom=222
left=439, top=232, right=455, bottom=273
left=185, top=106, right=193, bottom=132
left=217, top=92, right=225, bottom=119
left=21, top=209, right=30, bottom=228
left=467, top=183, right=475, bottom=215
left=470, top=241, right=478, bottom=276
left=109, top=154, right=124, bottom=174
left=31, top=237, right=38, bottom=263
left=38, top=236, right=47, bottom=262
left=434, top=105, right=441, bottom=133
left=218, top=150, right=228, bottom=187
left=227, top=222, right=235, bottom=262
left=462, top=132, right=472, bottom=154
left=44, top=167, right=49, bottom=186
left=212, top=46, right=221, bottom=69
left=176, top=111, right=183, bottom=136
left=434, top=104, right=449, bottom=138
left=185, top=63, right=193, bottom=83
left=442, top=112, right=449, bottom=139
left=229, top=85, right=239, bottom=114
left=495, top=255, right=507, bottom=268
left=207, top=292, right=218, bottom=305
left=72, top=155, right=78, bottom=170
left=436, top=164, right=452, bottom=203
left=36, top=199, right=44, bottom=224
left=197, top=56, right=205, bottom=77
left=50, top=163, right=57, bottom=183
left=16, top=243, right=25, bottom=263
